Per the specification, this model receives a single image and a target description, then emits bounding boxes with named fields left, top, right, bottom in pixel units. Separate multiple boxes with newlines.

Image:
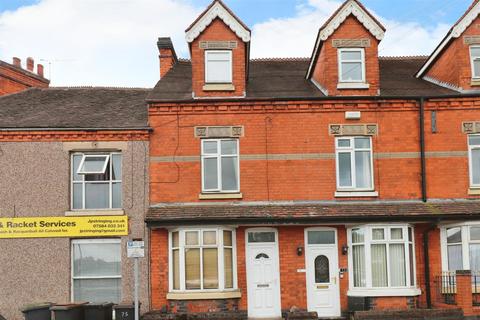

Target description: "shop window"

left=71, top=152, right=122, bottom=210
left=170, top=228, right=236, bottom=291
left=72, top=239, right=121, bottom=303
left=201, top=139, right=239, bottom=193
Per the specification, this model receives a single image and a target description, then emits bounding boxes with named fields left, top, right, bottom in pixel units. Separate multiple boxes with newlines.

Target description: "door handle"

left=257, top=284, right=269, bottom=288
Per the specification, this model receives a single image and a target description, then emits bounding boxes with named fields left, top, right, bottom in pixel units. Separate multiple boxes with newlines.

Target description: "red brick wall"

left=150, top=228, right=169, bottom=310
left=311, top=15, right=380, bottom=96
left=190, top=18, right=246, bottom=98
left=0, top=63, right=48, bottom=96
left=149, top=98, right=480, bottom=204
left=426, top=16, right=480, bottom=90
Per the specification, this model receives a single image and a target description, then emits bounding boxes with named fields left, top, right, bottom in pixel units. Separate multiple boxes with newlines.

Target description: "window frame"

left=201, top=139, right=240, bottom=193
left=205, top=50, right=233, bottom=84
left=347, top=224, right=417, bottom=296
left=70, top=238, right=122, bottom=303
left=440, top=222, right=480, bottom=272
left=71, top=152, right=122, bottom=210
left=335, top=136, right=374, bottom=191
left=338, top=48, right=366, bottom=83
left=77, top=154, right=110, bottom=175
left=470, top=46, right=480, bottom=79
left=468, top=134, right=480, bottom=188
left=168, top=227, right=238, bottom=293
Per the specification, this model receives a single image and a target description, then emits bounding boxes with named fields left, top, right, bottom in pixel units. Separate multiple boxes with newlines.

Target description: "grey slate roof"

left=147, top=57, right=457, bottom=102
left=0, top=87, right=149, bottom=129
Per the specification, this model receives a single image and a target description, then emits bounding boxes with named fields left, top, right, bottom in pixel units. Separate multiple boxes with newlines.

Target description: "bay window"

left=336, top=137, right=373, bottom=191
left=348, top=225, right=417, bottom=295
left=469, top=135, right=480, bottom=188
left=441, top=223, right=480, bottom=272
left=169, top=228, right=236, bottom=292
left=201, top=139, right=239, bottom=193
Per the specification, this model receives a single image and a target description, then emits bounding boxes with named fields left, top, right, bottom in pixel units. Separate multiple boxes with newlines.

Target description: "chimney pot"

left=12, top=57, right=21, bottom=67
left=37, top=64, right=44, bottom=78
left=26, top=57, right=34, bottom=72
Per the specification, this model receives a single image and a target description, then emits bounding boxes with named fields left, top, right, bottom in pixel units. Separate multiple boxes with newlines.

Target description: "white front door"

left=305, top=228, right=341, bottom=317
left=246, top=229, right=282, bottom=319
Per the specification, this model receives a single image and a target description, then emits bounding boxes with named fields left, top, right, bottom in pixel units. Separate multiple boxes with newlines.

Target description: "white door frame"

left=245, top=227, right=282, bottom=319
left=304, top=227, right=341, bottom=317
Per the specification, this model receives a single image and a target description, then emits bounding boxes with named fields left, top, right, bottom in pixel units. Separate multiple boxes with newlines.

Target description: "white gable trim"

left=306, top=0, right=385, bottom=79
left=186, top=1, right=251, bottom=43
left=416, top=1, right=480, bottom=78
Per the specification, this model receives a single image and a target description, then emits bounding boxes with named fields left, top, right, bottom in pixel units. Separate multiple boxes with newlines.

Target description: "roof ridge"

left=379, top=55, right=428, bottom=60
left=49, top=86, right=151, bottom=90
left=251, top=57, right=310, bottom=62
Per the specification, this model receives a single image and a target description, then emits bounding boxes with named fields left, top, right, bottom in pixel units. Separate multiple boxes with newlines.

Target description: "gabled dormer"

left=306, top=0, right=385, bottom=96
left=417, top=0, right=480, bottom=92
left=186, top=0, right=250, bottom=99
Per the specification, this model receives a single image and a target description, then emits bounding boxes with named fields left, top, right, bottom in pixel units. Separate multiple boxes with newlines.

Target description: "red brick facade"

left=0, top=58, right=49, bottom=96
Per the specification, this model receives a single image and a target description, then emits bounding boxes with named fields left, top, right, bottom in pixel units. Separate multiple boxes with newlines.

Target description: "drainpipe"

left=419, top=98, right=427, bottom=203
left=424, top=222, right=437, bottom=309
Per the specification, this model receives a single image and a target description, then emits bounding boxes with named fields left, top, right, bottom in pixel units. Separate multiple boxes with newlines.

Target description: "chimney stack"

left=157, top=37, right=177, bottom=79
left=26, top=57, right=34, bottom=72
left=12, top=57, right=21, bottom=68
left=37, top=64, right=44, bottom=78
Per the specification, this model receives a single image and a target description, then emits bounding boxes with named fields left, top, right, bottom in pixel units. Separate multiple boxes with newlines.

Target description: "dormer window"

left=470, top=46, right=480, bottom=79
left=205, top=50, right=232, bottom=84
left=338, top=48, right=365, bottom=83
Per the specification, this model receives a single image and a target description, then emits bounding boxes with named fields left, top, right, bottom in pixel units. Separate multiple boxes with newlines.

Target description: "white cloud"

left=0, top=0, right=199, bottom=87
left=0, top=0, right=454, bottom=86
left=250, top=0, right=451, bottom=58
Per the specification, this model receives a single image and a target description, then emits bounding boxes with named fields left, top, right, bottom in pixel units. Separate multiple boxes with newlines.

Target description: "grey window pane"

left=372, top=228, right=384, bottom=240
left=112, top=154, right=122, bottom=180
left=389, top=244, right=406, bottom=286
left=475, top=60, right=480, bottom=77
left=73, top=155, right=83, bottom=181
left=471, top=227, right=480, bottom=241
left=81, top=156, right=108, bottom=173
left=448, top=244, right=463, bottom=271
left=391, top=228, right=403, bottom=240
left=352, top=228, right=364, bottom=243
left=203, top=158, right=218, bottom=190
left=338, top=153, right=352, bottom=187
left=341, top=50, right=361, bottom=60
left=472, top=149, right=480, bottom=185
left=308, top=231, right=335, bottom=244
left=221, top=157, right=238, bottom=190
left=207, top=51, right=230, bottom=61
left=73, top=243, right=121, bottom=277
left=355, top=151, right=372, bottom=189
left=112, top=182, right=122, bottom=209
left=470, top=243, right=480, bottom=271
left=341, top=62, right=362, bottom=81
left=354, top=137, right=370, bottom=149
left=207, top=60, right=230, bottom=83
left=447, top=227, right=462, bottom=243
left=85, top=183, right=109, bottom=209
left=470, top=136, right=480, bottom=146
left=221, top=140, right=237, bottom=155
left=338, top=139, right=350, bottom=147
left=371, top=244, right=388, bottom=287
left=74, top=279, right=121, bottom=303
left=248, top=232, right=275, bottom=243
left=73, top=183, right=83, bottom=209
left=203, top=141, right=218, bottom=154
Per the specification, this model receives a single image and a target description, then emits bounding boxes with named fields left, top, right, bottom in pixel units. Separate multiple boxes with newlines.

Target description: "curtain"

left=173, top=249, right=180, bottom=290
left=355, top=151, right=371, bottom=189
left=371, top=244, right=388, bottom=287
left=224, top=248, right=233, bottom=288
left=203, top=248, right=219, bottom=289
left=338, top=152, right=352, bottom=187
left=472, top=149, right=480, bottom=185
left=352, top=245, right=366, bottom=287
left=447, top=244, right=463, bottom=271
left=470, top=244, right=480, bottom=271
left=185, top=248, right=201, bottom=289
left=389, top=244, right=406, bottom=286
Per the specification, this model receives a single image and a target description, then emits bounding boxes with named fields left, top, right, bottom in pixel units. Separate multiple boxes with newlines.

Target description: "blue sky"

left=0, top=0, right=475, bottom=86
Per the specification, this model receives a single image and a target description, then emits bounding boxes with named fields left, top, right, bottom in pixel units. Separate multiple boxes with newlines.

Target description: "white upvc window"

left=71, top=239, right=122, bottom=303
left=205, top=50, right=232, bottom=83
left=348, top=225, right=417, bottom=295
left=169, top=228, right=237, bottom=292
left=441, top=223, right=480, bottom=272
left=470, top=46, right=480, bottom=79
left=469, top=135, right=480, bottom=188
left=338, top=48, right=365, bottom=83
left=335, top=136, right=374, bottom=191
left=201, top=139, right=240, bottom=193
left=71, top=152, right=122, bottom=210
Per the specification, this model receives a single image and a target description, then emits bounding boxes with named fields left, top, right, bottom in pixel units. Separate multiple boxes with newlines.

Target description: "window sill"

left=337, top=82, right=370, bottom=90
left=469, top=188, right=480, bottom=195
left=335, top=191, right=378, bottom=198
left=199, top=193, right=243, bottom=200
left=471, top=79, right=480, bottom=86
left=348, top=287, right=421, bottom=297
left=167, top=290, right=241, bottom=300
left=203, top=83, right=235, bottom=91
left=65, top=209, right=125, bottom=216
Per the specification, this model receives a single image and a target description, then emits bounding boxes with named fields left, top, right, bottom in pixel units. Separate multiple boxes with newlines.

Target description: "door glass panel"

left=248, top=232, right=275, bottom=243
left=308, top=231, right=335, bottom=244
left=255, top=253, right=269, bottom=259
left=314, top=255, right=330, bottom=283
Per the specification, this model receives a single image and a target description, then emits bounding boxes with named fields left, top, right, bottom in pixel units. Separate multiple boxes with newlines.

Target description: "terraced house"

left=144, top=0, right=480, bottom=319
